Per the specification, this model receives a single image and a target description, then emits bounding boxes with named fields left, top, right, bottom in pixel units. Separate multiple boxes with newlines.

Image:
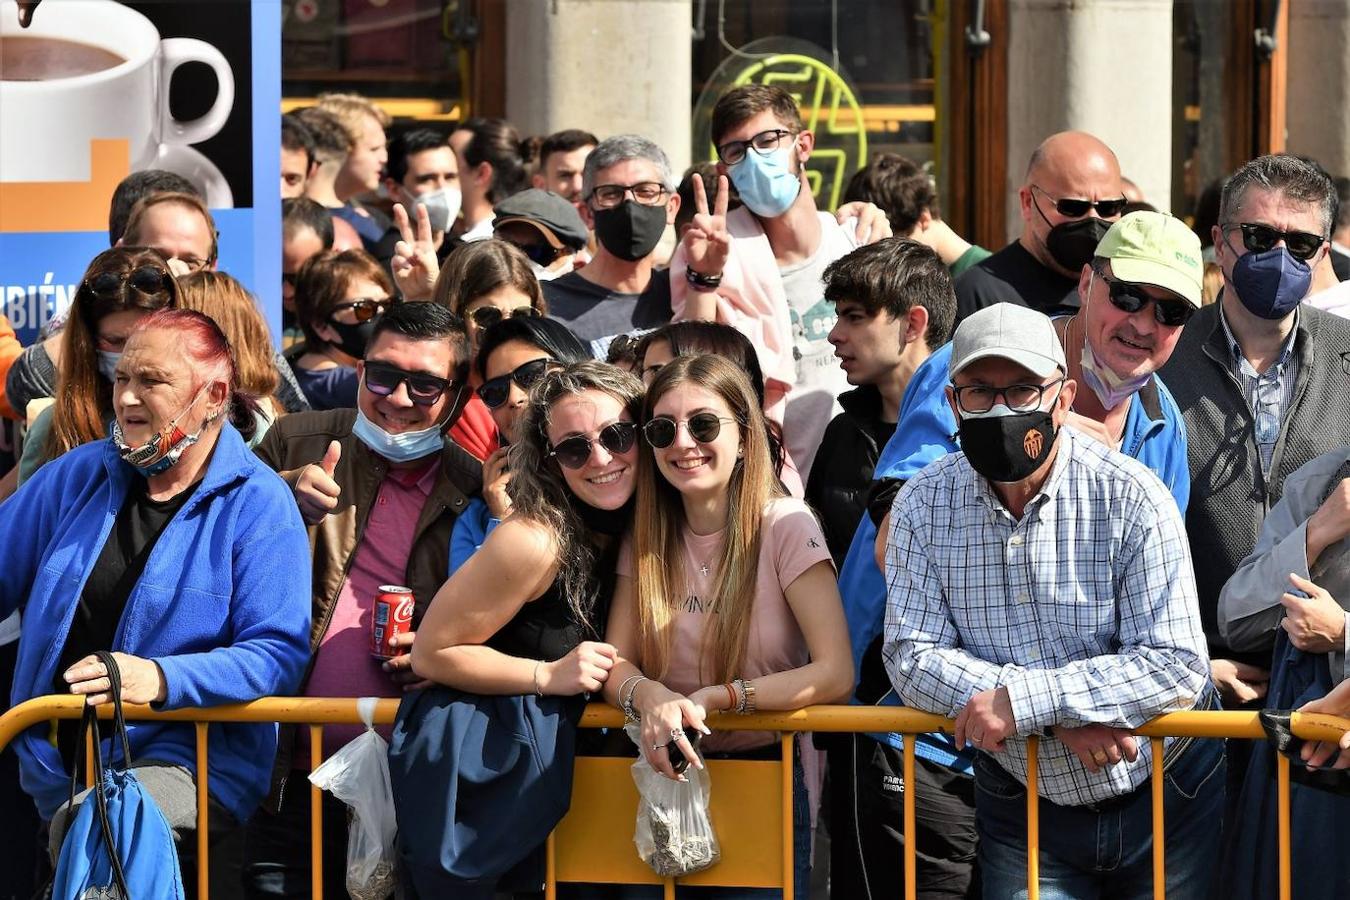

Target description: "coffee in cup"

left=0, top=35, right=125, bottom=81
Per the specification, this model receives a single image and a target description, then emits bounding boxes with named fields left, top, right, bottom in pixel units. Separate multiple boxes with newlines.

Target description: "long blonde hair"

left=633, top=354, right=786, bottom=684
left=177, top=271, right=283, bottom=416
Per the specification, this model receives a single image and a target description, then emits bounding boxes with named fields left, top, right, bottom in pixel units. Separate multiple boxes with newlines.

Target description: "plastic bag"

left=626, top=724, right=720, bottom=876
left=309, top=698, right=399, bottom=900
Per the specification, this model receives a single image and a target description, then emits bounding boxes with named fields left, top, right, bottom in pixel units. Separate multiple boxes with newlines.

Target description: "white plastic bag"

left=309, top=697, right=398, bottom=900
left=626, top=724, right=720, bottom=877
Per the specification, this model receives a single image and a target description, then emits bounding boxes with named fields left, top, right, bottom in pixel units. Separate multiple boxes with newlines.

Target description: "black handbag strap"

left=91, top=651, right=133, bottom=770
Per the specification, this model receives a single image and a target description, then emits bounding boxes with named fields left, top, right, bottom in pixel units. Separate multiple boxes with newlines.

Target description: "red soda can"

left=372, top=585, right=414, bottom=660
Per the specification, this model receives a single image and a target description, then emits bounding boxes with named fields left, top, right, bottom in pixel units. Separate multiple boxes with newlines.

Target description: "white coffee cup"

left=0, top=0, right=235, bottom=185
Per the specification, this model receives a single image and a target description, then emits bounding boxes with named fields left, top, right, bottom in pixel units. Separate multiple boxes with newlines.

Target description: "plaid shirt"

left=1218, top=301, right=1300, bottom=476
left=882, top=427, right=1210, bottom=806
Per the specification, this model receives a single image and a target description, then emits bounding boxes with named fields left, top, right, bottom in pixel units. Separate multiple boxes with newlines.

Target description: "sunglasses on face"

left=1223, top=222, right=1325, bottom=262
left=643, top=412, right=739, bottom=449
left=467, top=305, right=539, bottom=330
left=1099, top=274, right=1194, bottom=327
left=549, top=421, right=638, bottom=470
left=1031, top=185, right=1127, bottom=219
left=331, top=298, right=388, bottom=323
left=503, top=240, right=563, bottom=267
left=476, top=358, right=558, bottom=409
left=363, top=361, right=453, bottom=406
left=86, top=265, right=172, bottom=298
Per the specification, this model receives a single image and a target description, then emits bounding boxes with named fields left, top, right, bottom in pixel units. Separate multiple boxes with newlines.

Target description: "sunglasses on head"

left=1032, top=185, right=1127, bottom=219
left=86, top=265, right=171, bottom=298
left=468, top=305, right=539, bottom=330
left=1099, top=274, right=1194, bottom=327
left=331, top=298, right=387, bottom=323
left=1223, top=222, right=1325, bottom=262
left=643, top=412, right=739, bottom=449
left=363, top=361, right=453, bottom=406
left=476, top=358, right=558, bottom=409
left=549, top=421, right=638, bottom=470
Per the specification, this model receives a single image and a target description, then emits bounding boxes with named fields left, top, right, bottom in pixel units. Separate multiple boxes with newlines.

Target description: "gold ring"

left=1091, top=749, right=1109, bottom=764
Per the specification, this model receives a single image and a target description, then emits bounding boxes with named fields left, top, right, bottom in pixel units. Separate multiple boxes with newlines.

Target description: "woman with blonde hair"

left=602, top=354, right=853, bottom=899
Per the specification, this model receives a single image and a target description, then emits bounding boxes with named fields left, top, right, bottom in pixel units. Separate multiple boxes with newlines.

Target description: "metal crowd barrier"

left=0, top=697, right=1345, bottom=900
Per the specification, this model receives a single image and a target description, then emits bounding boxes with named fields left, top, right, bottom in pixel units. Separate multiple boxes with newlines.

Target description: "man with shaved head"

left=954, top=131, right=1126, bottom=325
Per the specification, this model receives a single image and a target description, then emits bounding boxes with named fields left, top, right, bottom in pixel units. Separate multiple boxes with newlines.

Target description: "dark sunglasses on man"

left=548, top=421, right=638, bottom=470
left=85, top=265, right=173, bottom=298
left=476, top=358, right=558, bottom=409
left=1099, top=273, right=1194, bottom=327
left=1222, top=221, right=1326, bottom=262
left=502, top=240, right=565, bottom=268
left=363, top=361, right=454, bottom=407
left=468, top=305, right=539, bottom=330
left=1031, top=185, right=1127, bottom=219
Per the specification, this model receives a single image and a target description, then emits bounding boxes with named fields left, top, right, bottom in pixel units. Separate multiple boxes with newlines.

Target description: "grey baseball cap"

left=948, top=303, right=1066, bottom=379
left=493, top=189, right=589, bottom=251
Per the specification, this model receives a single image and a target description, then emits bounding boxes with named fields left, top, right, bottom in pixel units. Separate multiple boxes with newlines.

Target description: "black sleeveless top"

left=484, top=538, right=617, bottom=664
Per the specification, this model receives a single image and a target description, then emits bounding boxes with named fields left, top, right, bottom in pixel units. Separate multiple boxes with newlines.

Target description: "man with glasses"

left=884, top=302, right=1220, bottom=900
left=493, top=188, right=589, bottom=281
left=247, top=301, right=481, bottom=899
left=955, top=131, right=1126, bottom=326
left=1161, top=153, right=1350, bottom=714
left=541, top=134, right=679, bottom=357
left=118, top=191, right=218, bottom=277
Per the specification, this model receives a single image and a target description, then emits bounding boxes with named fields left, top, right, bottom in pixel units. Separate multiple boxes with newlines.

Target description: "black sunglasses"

left=86, top=265, right=172, bottom=298
left=643, top=412, right=739, bottom=449
left=363, top=361, right=453, bottom=406
left=1099, top=274, right=1194, bottom=327
left=1032, top=185, right=1127, bottom=219
left=476, top=358, right=558, bottom=409
left=503, top=240, right=563, bottom=267
left=331, top=298, right=387, bottom=323
left=468, top=305, right=539, bottom=330
left=1223, top=222, right=1325, bottom=262
left=549, top=421, right=638, bottom=470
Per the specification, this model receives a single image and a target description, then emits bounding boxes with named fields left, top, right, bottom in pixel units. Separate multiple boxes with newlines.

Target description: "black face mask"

left=1042, top=216, right=1112, bottom=273
left=328, top=318, right=376, bottom=359
left=592, top=200, right=668, bottom=262
left=957, top=409, right=1057, bottom=484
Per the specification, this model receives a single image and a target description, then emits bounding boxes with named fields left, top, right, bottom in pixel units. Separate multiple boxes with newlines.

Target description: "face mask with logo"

left=111, top=385, right=218, bottom=477
left=1080, top=332, right=1150, bottom=410
left=352, top=407, right=449, bottom=463
left=728, top=145, right=801, bottom=219
left=97, top=350, right=121, bottom=382
left=409, top=186, right=461, bottom=234
left=956, top=391, right=1060, bottom=484
left=1230, top=245, right=1312, bottom=320
left=592, top=200, right=668, bottom=262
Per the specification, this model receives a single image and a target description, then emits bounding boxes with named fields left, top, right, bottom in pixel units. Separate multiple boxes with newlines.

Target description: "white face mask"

left=529, top=260, right=565, bottom=282
left=97, top=350, right=121, bottom=382
left=408, top=187, right=462, bottom=234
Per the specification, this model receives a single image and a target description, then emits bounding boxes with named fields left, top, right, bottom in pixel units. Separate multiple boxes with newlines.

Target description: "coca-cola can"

left=372, top=585, right=414, bottom=660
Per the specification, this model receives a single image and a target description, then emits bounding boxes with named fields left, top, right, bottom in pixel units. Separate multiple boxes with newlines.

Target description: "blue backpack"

left=52, top=651, right=185, bottom=900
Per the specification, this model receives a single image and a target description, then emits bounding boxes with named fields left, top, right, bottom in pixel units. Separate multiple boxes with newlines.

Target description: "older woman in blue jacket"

left=0, top=309, right=311, bottom=888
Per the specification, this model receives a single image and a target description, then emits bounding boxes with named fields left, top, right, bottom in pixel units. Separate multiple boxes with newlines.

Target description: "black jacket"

left=804, top=385, right=895, bottom=567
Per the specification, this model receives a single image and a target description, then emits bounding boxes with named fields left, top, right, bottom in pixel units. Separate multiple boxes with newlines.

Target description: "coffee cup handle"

left=158, top=38, right=235, bottom=147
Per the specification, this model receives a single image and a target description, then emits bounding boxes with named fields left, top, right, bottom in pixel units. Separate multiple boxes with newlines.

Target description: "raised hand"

left=391, top=202, right=440, bottom=302
left=681, top=173, right=731, bottom=282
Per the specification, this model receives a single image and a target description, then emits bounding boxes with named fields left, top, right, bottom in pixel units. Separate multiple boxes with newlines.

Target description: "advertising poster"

left=0, top=0, right=282, bottom=346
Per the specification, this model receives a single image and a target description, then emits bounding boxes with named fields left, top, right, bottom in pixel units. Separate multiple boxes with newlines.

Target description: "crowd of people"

left=1, top=77, right=1349, bottom=900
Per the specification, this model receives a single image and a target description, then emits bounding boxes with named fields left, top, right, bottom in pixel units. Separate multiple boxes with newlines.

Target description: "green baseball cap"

left=1094, top=211, right=1204, bottom=308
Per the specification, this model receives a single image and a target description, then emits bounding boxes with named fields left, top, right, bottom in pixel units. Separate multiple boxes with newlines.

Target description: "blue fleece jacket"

left=838, top=342, right=1191, bottom=769
left=0, top=424, right=312, bottom=822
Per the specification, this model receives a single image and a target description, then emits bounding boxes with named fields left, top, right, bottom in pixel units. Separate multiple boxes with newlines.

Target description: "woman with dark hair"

left=0, top=309, right=310, bottom=897
left=290, top=247, right=394, bottom=410
left=451, top=117, right=532, bottom=243
left=19, top=247, right=180, bottom=482
left=448, top=317, right=590, bottom=573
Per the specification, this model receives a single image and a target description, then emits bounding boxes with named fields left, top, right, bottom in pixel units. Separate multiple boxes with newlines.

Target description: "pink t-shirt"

left=619, top=497, right=833, bottom=751
left=298, top=460, right=438, bottom=760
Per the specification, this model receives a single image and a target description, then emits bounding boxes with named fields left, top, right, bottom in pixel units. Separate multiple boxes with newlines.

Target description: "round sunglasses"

left=643, top=412, right=739, bottom=449
left=549, top=421, right=638, bottom=470
left=468, top=305, right=539, bottom=330
left=1098, top=274, right=1194, bottom=327
left=476, top=358, right=558, bottom=409
left=86, top=265, right=172, bottom=298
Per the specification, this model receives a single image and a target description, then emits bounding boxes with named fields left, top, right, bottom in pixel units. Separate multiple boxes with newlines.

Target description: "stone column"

left=504, top=0, right=693, bottom=174
left=1286, top=0, right=1350, bottom=177
left=1004, top=0, right=1173, bottom=238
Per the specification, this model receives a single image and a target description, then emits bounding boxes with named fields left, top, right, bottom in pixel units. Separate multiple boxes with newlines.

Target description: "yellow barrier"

left=1, top=697, right=1346, bottom=900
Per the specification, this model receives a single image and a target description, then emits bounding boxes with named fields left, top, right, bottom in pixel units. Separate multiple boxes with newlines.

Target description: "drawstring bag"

left=52, top=651, right=185, bottom=900
left=626, top=724, right=720, bottom=877
left=309, top=697, right=399, bottom=900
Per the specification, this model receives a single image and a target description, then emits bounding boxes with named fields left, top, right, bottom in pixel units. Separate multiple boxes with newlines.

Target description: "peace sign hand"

left=681, top=173, right=731, bottom=283
left=391, top=202, right=440, bottom=302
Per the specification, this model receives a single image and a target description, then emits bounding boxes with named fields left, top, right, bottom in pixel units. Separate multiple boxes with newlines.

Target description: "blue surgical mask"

left=728, top=145, right=801, bottom=219
left=351, top=408, right=446, bottom=463
left=1230, top=245, right=1312, bottom=320
left=97, top=350, right=121, bottom=382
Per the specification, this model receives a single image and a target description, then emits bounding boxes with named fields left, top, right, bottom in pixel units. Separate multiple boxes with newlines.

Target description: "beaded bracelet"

left=685, top=267, right=723, bottom=290
left=621, top=675, right=649, bottom=721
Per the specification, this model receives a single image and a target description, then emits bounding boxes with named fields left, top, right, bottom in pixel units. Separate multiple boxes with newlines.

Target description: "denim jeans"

left=973, top=736, right=1225, bottom=900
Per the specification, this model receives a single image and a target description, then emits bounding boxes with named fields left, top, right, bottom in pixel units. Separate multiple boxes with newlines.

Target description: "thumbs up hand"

left=295, top=440, right=343, bottom=525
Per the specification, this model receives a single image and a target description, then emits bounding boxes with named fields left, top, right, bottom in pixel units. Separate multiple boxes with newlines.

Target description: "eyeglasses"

left=86, top=265, right=172, bottom=298
left=1030, top=185, right=1127, bottom=219
left=952, top=377, right=1065, bottom=415
left=330, top=298, right=388, bottom=323
left=467, top=305, right=539, bottom=330
left=1222, top=222, right=1325, bottom=262
left=549, top=421, right=638, bottom=469
left=589, top=182, right=670, bottom=209
left=363, top=361, right=453, bottom=406
left=716, top=129, right=797, bottom=166
left=1098, top=274, right=1194, bottom=327
left=643, top=412, right=739, bottom=449
left=502, top=240, right=564, bottom=267
left=476, top=358, right=558, bottom=409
